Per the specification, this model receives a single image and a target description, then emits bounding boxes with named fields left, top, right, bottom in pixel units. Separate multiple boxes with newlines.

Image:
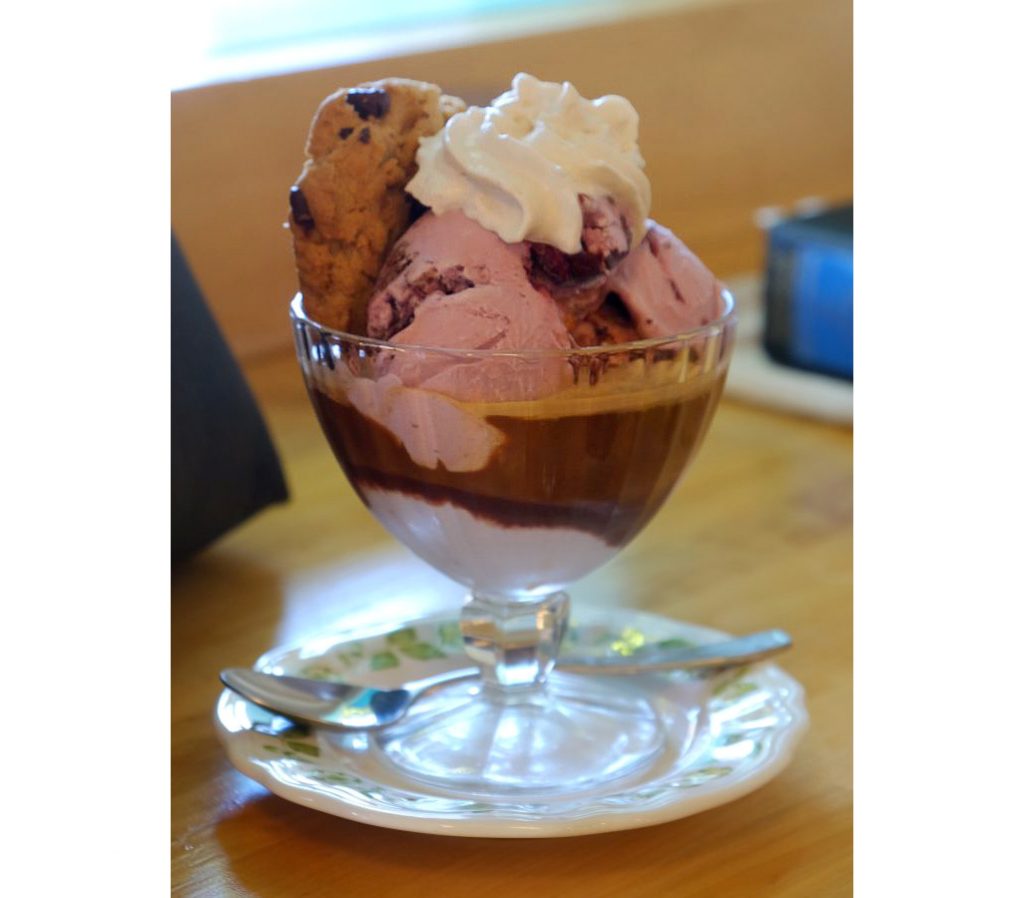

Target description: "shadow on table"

left=212, top=764, right=834, bottom=897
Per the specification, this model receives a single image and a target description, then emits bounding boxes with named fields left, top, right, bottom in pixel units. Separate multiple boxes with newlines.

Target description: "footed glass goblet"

left=290, top=291, right=736, bottom=795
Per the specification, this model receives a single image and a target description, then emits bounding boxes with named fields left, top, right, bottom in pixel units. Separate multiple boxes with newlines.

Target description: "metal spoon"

left=220, top=629, right=790, bottom=731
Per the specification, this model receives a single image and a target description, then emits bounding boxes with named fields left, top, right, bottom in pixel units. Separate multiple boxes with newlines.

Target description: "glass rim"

left=290, top=289, right=736, bottom=360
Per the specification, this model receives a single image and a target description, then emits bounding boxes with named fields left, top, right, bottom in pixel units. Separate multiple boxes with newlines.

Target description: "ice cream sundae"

left=289, top=74, right=734, bottom=595
left=287, top=73, right=737, bottom=795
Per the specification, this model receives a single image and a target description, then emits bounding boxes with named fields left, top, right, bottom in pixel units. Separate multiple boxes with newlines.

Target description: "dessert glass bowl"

left=290, top=291, right=737, bottom=796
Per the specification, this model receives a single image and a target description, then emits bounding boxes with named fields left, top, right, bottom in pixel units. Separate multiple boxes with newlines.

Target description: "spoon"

left=220, top=629, right=791, bottom=731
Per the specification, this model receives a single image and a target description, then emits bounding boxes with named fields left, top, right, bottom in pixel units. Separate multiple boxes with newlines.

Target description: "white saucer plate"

left=215, top=607, right=808, bottom=838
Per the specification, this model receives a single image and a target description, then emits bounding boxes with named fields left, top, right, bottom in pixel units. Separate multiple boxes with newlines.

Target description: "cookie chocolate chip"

left=289, top=187, right=315, bottom=233
left=345, top=89, right=391, bottom=120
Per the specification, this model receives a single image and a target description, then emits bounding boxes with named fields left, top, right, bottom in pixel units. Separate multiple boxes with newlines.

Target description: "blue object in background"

left=763, top=205, right=853, bottom=381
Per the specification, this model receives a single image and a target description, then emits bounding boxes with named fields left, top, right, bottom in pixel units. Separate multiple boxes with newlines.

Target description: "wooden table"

left=172, top=350, right=852, bottom=896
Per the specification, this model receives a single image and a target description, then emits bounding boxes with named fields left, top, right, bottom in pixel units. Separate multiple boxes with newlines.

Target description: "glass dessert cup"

left=290, top=292, right=737, bottom=797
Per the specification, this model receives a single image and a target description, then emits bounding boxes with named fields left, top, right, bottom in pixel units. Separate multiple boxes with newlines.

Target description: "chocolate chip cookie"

left=288, top=79, right=465, bottom=333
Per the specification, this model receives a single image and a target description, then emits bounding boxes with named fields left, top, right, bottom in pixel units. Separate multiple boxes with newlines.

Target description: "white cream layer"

left=362, top=488, right=615, bottom=596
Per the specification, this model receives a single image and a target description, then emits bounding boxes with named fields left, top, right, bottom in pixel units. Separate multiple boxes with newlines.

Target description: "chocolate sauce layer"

left=310, top=375, right=725, bottom=547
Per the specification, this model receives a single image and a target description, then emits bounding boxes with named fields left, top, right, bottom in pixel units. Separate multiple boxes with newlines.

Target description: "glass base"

left=376, top=672, right=666, bottom=796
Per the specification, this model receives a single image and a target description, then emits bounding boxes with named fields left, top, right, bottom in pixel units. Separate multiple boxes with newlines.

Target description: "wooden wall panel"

left=171, top=0, right=851, bottom=360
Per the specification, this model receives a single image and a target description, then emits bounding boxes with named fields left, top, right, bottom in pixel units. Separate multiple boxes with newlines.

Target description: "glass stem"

left=460, top=591, right=570, bottom=697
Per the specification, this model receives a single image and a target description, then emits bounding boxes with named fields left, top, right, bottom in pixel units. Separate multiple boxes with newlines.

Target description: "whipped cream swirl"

left=407, top=73, right=651, bottom=254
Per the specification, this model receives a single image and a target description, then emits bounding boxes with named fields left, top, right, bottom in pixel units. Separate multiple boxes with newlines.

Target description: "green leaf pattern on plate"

left=370, top=651, right=400, bottom=670
left=298, top=663, right=335, bottom=680
left=310, top=770, right=361, bottom=786
left=400, top=642, right=447, bottom=661
left=386, top=627, right=419, bottom=647
left=384, top=626, right=449, bottom=662
left=710, top=666, right=761, bottom=705
left=335, top=642, right=365, bottom=669
left=438, top=621, right=462, bottom=648
left=260, top=740, right=320, bottom=760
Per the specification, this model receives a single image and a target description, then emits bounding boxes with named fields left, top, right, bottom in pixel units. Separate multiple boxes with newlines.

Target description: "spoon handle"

left=555, top=629, right=791, bottom=675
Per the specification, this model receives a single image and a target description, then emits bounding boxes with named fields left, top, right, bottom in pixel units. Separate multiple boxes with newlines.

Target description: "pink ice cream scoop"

left=364, top=202, right=724, bottom=398
left=366, top=210, right=573, bottom=401
left=604, top=222, right=724, bottom=337
left=367, top=199, right=630, bottom=343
